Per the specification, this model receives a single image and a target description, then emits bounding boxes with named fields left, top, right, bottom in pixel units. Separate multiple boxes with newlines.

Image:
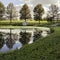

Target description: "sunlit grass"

left=0, top=20, right=47, bottom=23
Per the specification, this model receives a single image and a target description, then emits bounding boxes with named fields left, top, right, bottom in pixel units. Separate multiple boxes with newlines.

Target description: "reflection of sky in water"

left=0, top=28, right=49, bottom=53
left=12, top=41, right=22, bottom=50
left=0, top=44, right=9, bottom=53
left=0, top=41, right=22, bottom=53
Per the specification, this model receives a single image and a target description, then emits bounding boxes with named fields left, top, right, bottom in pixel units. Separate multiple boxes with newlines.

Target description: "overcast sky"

left=31, top=0, right=57, bottom=4
left=0, top=0, right=59, bottom=18
left=0, top=0, right=58, bottom=6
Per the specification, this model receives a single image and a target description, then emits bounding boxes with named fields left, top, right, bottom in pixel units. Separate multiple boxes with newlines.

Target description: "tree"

left=19, top=32, right=31, bottom=45
left=33, top=4, right=44, bottom=24
left=0, top=2, right=5, bottom=20
left=0, top=32, right=4, bottom=49
left=20, top=4, right=31, bottom=22
left=47, top=4, right=59, bottom=22
left=46, top=14, right=53, bottom=22
left=7, top=3, right=16, bottom=23
left=7, top=3, right=16, bottom=44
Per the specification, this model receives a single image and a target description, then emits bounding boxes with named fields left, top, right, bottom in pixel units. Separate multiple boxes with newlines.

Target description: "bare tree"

left=47, top=4, right=59, bottom=22
left=7, top=3, right=17, bottom=23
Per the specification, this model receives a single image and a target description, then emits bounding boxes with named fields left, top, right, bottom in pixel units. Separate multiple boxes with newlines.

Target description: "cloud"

left=0, top=0, right=59, bottom=17
left=0, top=0, right=23, bottom=6
left=19, top=0, right=57, bottom=4
left=18, top=0, right=33, bottom=7
left=31, top=0, right=57, bottom=5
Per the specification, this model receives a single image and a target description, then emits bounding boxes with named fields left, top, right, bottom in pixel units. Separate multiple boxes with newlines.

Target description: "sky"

left=0, top=0, right=58, bottom=6
left=0, top=0, right=23, bottom=6
left=0, top=0, right=59, bottom=11
left=0, top=0, right=60, bottom=18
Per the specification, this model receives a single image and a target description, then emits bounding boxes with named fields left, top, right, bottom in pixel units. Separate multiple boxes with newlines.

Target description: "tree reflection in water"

left=6, top=28, right=15, bottom=49
left=19, top=31, right=31, bottom=45
left=0, top=32, right=5, bottom=49
left=6, top=37, right=15, bottom=49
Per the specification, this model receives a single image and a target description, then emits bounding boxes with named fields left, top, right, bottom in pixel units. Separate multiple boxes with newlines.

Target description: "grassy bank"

left=0, top=20, right=59, bottom=26
left=0, top=26, right=49, bottom=29
left=0, top=20, right=47, bottom=26
left=0, top=27, right=60, bottom=60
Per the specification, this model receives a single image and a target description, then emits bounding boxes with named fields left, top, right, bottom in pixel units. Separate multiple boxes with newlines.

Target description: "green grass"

left=0, top=20, right=59, bottom=27
left=0, top=20, right=47, bottom=23
left=0, top=25, right=49, bottom=29
left=0, top=26, right=50, bottom=32
left=0, top=27, right=60, bottom=60
left=0, top=20, right=47, bottom=26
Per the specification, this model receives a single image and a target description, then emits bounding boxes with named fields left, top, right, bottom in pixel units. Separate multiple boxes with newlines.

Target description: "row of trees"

left=0, top=2, right=44, bottom=23
left=0, top=2, right=60, bottom=22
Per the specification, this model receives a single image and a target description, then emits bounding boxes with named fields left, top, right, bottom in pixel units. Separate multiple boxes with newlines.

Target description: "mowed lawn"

left=0, top=20, right=47, bottom=26
left=0, top=26, right=50, bottom=32
left=0, top=20, right=47, bottom=23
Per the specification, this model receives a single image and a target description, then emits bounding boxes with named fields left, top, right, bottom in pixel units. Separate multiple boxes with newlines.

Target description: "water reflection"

left=0, top=41, right=22, bottom=53
left=0, top=28, right=50, bottom=53
left=12, top=41, right=22, bottom=50
left=0, top=44, right=9, bottom=53
left=0, top=32, right=5, bottom=49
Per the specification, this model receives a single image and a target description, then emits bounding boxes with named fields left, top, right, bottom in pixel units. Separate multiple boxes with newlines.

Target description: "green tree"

left=0, top=32, right=4, bottom=49
left=7, top=3, right=16, bottom=23
left=20, top=4, right=31, bottom=22
left=0, top=2, right=5, bottom=20
left=33, top=4, right=44, bottom=24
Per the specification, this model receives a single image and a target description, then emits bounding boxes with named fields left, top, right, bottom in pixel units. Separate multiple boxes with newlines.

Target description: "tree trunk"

left=10, top=17, right=12, bottom=25
left=25, top=18, right=26, bottom=22
left=39, top=20, right=40, bottom=24
left=10, top=28, right=12, bottom=41
left=10, top=10, right=12, bottom=25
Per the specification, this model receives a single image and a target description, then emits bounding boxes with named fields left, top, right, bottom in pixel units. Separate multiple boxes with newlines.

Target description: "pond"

left=0, top=41, right=22, bottom=53
left=0, top=27, right=50, bottom=53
